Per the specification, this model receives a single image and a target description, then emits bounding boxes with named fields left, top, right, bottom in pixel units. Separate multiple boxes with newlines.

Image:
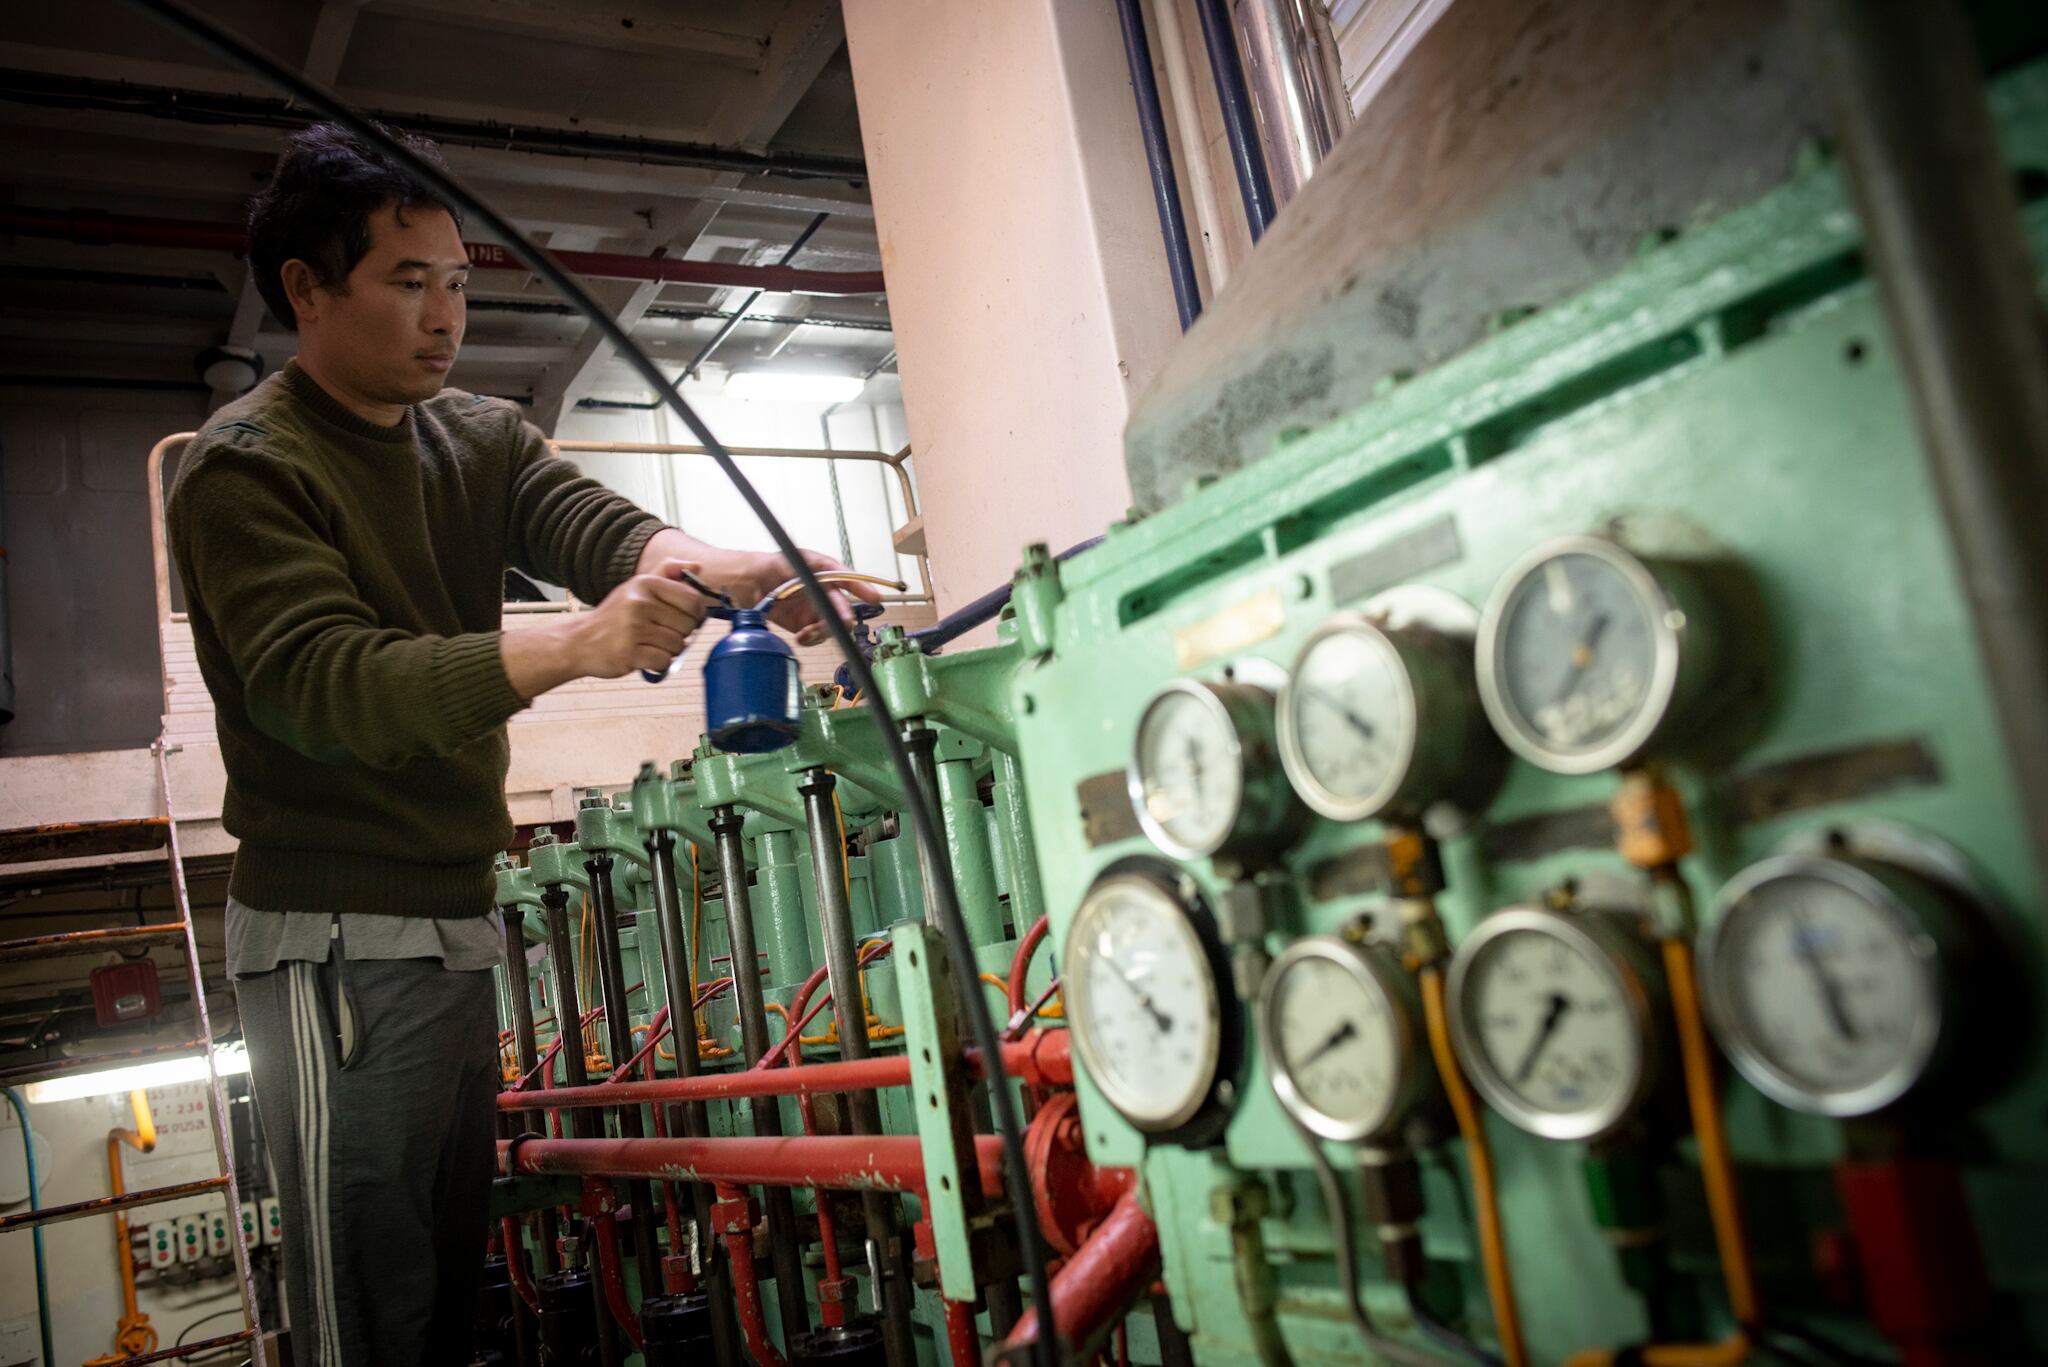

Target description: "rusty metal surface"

left=0, top=816, right=168, bottom=866
left=0, top=920, right=188, bottom=960
left=1123, top=0, right=1824, bottom=512
left=497, top=1133, right=1006, bottom=1197
left=98, top=1330, right=255, bottom=1366
left=0, top=1174, right=227, bottom=1233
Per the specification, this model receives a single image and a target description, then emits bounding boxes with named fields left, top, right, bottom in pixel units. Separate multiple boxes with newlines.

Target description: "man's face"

left=292, top=201, right=468, bottom=407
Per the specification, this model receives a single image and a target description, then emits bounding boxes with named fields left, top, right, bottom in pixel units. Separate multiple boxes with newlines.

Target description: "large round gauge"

left=1700, top=853, right=1956, bottom=1117
left=1062, top=862, right=1239, bottom=1140
left=1127, top=679, right=1296, bottom=863
left=1277, top=615, right=1490, bottom=821
left=1475, top=536, right=1712, bottom=775
left=1446, top=907, right=1664, bottom=1141
left=1261, top=935, right=1426, bottom=1143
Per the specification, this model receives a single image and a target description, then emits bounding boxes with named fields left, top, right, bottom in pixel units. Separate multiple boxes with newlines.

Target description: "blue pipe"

left=2, top=1087, right=54, bottom=1367
left=1191, top=0, right=1276, bottom=240
left=1114, top=0, right=1203, bottom=330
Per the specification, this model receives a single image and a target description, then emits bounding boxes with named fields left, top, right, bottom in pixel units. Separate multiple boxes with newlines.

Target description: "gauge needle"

left=1184, top=737, right=1206, bottom=798
left=1304, top=687, right=1376, bottom=742
left=1295, top=1019, right=1359, bottom=1070
left=1549, top=611, right=1612, bottom=705
left=1788, top=903, right=1860, bottom=1042
left=1512, top=992, right=1572, bottom=1084
left=1104, top=964, right=1175, bottom=1034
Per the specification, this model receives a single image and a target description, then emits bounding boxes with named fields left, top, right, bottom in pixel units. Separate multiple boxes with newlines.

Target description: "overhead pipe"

left=0, top=207, right=888, bottom=296
left=1114, top=0, right=1203, bottom=330
left=0, top=68, right=867, bottom=182
left=685, top=212, right=830, bottom=378
left=1190, top=0, right=1277, bottom=239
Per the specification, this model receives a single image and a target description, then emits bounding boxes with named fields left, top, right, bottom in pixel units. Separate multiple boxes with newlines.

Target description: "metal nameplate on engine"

left=1306, top=843, right=1397, bottom=901
left=1076, top=769, right=1142, bottom=848
left=1720, top=737, right=1943, bottom=825
left=1173, top=589, right=1285, bottom=669
left=1328, top=515, right=1463, bottom=605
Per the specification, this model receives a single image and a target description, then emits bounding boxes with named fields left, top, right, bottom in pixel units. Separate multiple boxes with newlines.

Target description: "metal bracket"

left=890, top=921, right=982, bottom=1300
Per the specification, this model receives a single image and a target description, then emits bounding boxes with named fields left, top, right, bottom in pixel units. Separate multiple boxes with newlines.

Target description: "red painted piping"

left=999, top=1189, right=1159, bottom=1362
left=498, top=1133, right=1005, bottom=1198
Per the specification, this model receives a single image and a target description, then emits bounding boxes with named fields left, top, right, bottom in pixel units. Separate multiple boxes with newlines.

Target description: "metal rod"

left=542, top=884, right=624, bottom=1367
left=95, top=1329, right=256, bottom=1366
left=1804, top=0, right=2048, bottom=881
left=646, top=831, right=743, bottom=1367
left=900, top=727, right=947, bottom=931
left=1190, top=0, right=1276, bottom=239
left=799, top=770, right=919, bottom=1367
left=498, top=1032, right=1073, bottom=1112
left=0, top=1175, right=226, bottom=1233
left=0, top=921, right=188, bottom=960
left=585, top=851, right=667, bottom=1301
left=501, top=1134, right=1007, bottom=1196
left=497, top=905, right=561, bottom=1278
left=1115, top=0, right=1203, bottom=328
left=155, top=742, right=266, bottom=1366
left=709, top=808, right=813, bottom=1347
left=685, top=212, right=831, bottom=379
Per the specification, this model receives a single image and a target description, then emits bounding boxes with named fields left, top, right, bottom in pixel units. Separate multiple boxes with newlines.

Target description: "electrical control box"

left=147, top=1220, right=176, bottom=1272
left=174, top=1214, right=204, bottom=1266
left=259, top=1196, right=281, bottom=1247
left=205, top=1208, right=232, bottom=1258
left=239, top=1201, right=258, bottom=1250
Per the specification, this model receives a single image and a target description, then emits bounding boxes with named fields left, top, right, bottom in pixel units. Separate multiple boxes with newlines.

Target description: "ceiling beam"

left=365, top=0, right=765, bottom=68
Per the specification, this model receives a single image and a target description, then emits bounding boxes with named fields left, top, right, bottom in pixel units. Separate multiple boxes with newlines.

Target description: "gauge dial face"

left=1129, top=683, right=1245, bottom=858
left=1279, top=622, right=1417, bottom=821
left=1479, top=539, right=1681, bottom=774
left=1264, top=940, right=1411, bottom=1141
left=1704, top=858, right=1940, bottom=1116
left=1064, top=872, right=1225, bottom=1131
left=1450, top=912, right=1652, bottom=1140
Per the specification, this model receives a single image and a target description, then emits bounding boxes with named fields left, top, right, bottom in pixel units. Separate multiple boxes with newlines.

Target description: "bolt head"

left=531, top=830, right=558, bottom=847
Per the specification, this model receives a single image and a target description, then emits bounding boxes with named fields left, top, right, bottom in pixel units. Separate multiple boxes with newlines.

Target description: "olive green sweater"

left=169, top=362, right=663, bottom=918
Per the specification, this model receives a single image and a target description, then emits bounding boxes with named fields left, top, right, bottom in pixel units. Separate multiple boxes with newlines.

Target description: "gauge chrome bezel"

left=1474, top=535, right=1689, bottom=775
left=1127, top=678, right=1296, bottom=863
left=1446, top=905, right=1665, bottom=1142
left=1276, top=616, right=1420, bottom=822
left=1698, top=853, right=1945, bottom=1118
left=1260, top=935, right=1425, bottom=1143
left=1062, top=864, right=1230, bottom=1135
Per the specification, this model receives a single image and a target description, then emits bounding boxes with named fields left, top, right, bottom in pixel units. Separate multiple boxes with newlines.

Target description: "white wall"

left=842, top=0, right=1187, bottom=630
left=1, top=1083, right=264, bottom=1367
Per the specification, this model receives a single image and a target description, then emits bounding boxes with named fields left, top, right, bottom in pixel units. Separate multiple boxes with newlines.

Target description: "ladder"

left=0, top=747, right=268, bottom=1366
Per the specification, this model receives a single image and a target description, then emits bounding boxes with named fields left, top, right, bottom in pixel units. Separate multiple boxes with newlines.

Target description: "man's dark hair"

left=247, top=121, right=464, bottom=331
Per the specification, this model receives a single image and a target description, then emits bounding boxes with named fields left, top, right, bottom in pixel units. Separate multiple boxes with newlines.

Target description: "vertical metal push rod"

left=1114, top=0, right=1203, bottom=329
left=798, top=772, right=919, bottom=1367
left=497, top=907, right=559, bottom=1277
left=585, top=854, right=668, bottom=1306
left=647, top=831, right=744, bottom=1367
left=541, top=886, right=623, bottom=1367
left=900, top=726, right=946, bottom=930
left=1191, top=0, right=1276, bottom=239
left=1805, top=0, right=2048, bottom=882
left=710, top=808, right=814, bottom=1348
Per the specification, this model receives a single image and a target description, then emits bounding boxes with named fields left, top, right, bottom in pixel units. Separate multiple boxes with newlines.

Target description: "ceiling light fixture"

left=724, top=370, right=867, bottom=404
left=23, top=1043, right=251, bottom=1104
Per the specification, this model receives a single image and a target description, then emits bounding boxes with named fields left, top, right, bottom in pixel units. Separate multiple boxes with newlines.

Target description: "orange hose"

left=88, top=1091, right=160, bottom=1364
left=1420, top=967, right=1529, bottom=1367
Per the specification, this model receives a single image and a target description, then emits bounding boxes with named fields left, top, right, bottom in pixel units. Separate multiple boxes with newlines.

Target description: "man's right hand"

left=501, top=560, right=710, bottom=701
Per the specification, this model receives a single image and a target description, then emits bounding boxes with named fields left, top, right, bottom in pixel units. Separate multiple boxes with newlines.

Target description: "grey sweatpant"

left=236, top=955, right=500, bottom=1366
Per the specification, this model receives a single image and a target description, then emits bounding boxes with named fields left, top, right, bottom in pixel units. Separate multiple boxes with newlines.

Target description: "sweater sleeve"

left=505, top=418, right=666, bottom=604
left=170, top=442, right=527, bottom=771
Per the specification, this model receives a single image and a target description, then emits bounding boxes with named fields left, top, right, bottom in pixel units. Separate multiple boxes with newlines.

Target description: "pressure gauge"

left=1277, top=614, right=1492, bottom=821
left=1128, top=679, right=1297, bottom=863
left=1261, top=936, right=1427, bottom=1143
left=1476, top=536, right=1715, bottom=775
left=1700, top=852, right=1969, bottom=1117
left=1063, top=861, right=1240, bottom=1141
left=1447, top=906, right=1664, bottom=1141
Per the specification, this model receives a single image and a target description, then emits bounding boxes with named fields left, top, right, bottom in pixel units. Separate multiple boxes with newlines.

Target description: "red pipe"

left=945, top=1299, right=982, bottom=1367
left=499, top=1031, right=1072, bottom=1112
left=500, top=1217, right=541, bottom=1315
left=717, top=1187, right=789, bottom=1367
left=1008, top=915, right=1050, bottom=1021
left=499, top=1133, right=1006, bottom=1198
left=1000, top=1190, right=1159, bottom=1362
left=589, top=1192, right=648, bottom=1354
left=758, top=940, right=891, bottom=1072
left=0, top=207, right=887, bottom=295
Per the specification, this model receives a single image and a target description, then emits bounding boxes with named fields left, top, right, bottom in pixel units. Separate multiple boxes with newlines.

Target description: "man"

left=168, top=121, right=873, bottom=1365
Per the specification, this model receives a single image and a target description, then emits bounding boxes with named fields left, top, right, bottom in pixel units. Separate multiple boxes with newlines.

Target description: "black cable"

left=124, top=5, right=1060, bottom=1361
left=172, top=1306, right=246, bottom=1359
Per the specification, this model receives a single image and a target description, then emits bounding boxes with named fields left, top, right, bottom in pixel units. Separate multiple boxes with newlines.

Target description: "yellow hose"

left=86, top=1091, right=160, bottom=1365
left=1563, top=939, right=1757, bottom=1367
left=1420, top=967, right=1529, bottom=1367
